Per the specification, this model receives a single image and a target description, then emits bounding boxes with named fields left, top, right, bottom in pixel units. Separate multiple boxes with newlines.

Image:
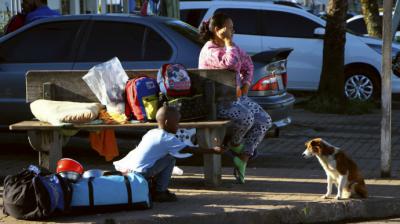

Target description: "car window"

left=215, top=9, right=259, bottom=35
left=347, top=16, right=400, bottom=35
left=261, top=10, right=321, bottom=38
left=143, top=27, right=172, bottom=60
left=165, top=20, right=203, bottom=46
left=180, top=9, right=208, bottom=28
left=0, top=21, right=82, bottom=63
left=347, top=18, right=368, bottom=34
left=79, top=21, right=145, bottom=62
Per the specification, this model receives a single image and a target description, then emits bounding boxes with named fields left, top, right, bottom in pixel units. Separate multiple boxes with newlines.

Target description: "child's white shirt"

left=113, top=128, right=188, bottom=173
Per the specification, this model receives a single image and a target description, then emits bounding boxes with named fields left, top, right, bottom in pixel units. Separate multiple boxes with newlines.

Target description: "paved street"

left=257, top=108, right=400, bottom=178
left=1, top=107, right=400, bottom=223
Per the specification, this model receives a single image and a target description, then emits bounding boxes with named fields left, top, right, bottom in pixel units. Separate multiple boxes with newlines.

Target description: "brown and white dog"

left=302, top=138, right=368, bottom=199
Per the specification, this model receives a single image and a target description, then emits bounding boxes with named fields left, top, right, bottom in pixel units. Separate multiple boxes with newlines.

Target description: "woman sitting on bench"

left=198, top=13, right=272, bottom=184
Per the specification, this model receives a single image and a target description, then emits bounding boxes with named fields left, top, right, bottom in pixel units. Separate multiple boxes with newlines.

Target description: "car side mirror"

left=313, top=27, right=325, bottom=38
left=395, top=31, right=400, bottom=42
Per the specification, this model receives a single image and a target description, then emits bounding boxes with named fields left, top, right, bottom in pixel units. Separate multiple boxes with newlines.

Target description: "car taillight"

left=251, top=59, right=288, bottom=91
left=251, top=75, right=280, bottom=91
left=281, top=73, right=287, bottom=87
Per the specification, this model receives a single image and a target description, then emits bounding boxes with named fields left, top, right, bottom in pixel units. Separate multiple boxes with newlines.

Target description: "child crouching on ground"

left=113, top=104, right=225, bottom=202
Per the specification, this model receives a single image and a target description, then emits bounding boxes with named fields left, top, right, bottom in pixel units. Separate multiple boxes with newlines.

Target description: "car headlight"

left=366, top=44, right=400, bottom=77
left=367, top=43, right=382, bottom=54
left=367, top=43, right=399, bottom=57
left=392, top=50, right=400, bottom=77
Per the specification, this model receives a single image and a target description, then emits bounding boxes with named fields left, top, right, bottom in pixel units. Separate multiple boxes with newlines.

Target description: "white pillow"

left=30, top=99, right=104, bottom=126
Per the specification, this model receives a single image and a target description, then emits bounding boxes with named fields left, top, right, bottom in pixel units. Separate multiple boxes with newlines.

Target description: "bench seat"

left=10, top=68, right=236, bottom=187
left=10, top=120, right=231, bottom=131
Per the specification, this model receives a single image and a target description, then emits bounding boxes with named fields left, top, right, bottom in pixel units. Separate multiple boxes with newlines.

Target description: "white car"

left=180, top=1, right=400, bottom=100
left=346, top=13, right=400, bottom=41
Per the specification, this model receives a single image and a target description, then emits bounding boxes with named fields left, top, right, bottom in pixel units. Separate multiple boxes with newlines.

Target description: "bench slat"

left=10, top=120, right=231, bottom=131
left=26, top=69, right=236, bottom=103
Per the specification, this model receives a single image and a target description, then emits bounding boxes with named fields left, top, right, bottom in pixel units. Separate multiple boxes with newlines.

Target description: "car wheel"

left=344, top=68, right=379, bottom=101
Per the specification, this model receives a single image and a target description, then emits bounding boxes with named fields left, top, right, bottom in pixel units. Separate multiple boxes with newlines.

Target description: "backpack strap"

left=55, top=174, right=72, bottom=211
left=123, top=175, right=133, bottom=208
left=161, top=64, right=170, bottom=93
left=87, top=177, right=95, bottom=208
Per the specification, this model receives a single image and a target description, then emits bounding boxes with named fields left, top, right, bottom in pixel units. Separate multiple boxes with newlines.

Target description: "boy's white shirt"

left=113, top=128, right=191, bottom=173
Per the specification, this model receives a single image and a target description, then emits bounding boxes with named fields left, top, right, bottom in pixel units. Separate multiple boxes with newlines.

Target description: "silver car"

left=0, top=14, right=294, bottom=133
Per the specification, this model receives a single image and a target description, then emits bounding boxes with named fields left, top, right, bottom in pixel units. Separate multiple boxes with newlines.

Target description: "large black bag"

left=160, top=94, right=207, bottom=121
left=2, top=165, right=72, bottom=220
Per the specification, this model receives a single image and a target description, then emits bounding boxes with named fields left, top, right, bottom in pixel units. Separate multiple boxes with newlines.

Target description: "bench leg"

left=28, top=130, right=68, bottom=172
left=196, top=127, right=226, bottom=187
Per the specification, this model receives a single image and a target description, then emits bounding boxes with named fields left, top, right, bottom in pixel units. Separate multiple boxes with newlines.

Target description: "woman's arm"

left=240, top=83, right=250, bottom=96
left=239, top=49, right=254, bottom=89
left=200, top=44, right=241, bottom=71
left=180, top=145, right=225, bottom=154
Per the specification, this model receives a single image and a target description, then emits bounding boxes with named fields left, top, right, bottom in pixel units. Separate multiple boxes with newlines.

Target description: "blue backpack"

left=70, top=172, right=151, bottom=212
left=2, top=165, right=71, bottom=220
left=125, top=76, right=159, bottom=121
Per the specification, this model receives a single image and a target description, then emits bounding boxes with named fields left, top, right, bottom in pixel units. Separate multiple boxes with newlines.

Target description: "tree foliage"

left=360, top=0, right=382, bottom=38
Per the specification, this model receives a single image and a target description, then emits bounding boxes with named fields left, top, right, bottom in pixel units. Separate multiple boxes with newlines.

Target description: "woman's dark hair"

left=199, top=13, right=231, bottom=43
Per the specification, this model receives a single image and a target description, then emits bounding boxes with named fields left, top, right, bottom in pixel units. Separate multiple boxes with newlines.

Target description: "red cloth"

left=4, top=14, right=26, bottom=34
left=89, top=129, right=119, bottom=161
left=140, top=0, right=148, bottom=16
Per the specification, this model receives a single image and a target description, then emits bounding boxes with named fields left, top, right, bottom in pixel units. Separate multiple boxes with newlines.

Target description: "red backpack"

left=125, top=77, right=159, bottom=121
left=157, top=64, right=191, bottom=97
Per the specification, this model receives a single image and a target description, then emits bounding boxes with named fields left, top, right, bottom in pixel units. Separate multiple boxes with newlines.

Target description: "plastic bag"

left=82, top=57, right=129, bottom=114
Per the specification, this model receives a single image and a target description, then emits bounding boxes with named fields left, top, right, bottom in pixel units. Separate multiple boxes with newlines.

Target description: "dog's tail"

left=354, top=182, right=368, bottom=198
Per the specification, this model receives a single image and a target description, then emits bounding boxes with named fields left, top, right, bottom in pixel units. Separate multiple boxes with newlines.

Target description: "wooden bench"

left=9, top=69, right=236, bottom=187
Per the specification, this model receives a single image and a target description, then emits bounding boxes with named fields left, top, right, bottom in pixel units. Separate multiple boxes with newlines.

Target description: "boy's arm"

left=180, top=145, right=226, bottom=155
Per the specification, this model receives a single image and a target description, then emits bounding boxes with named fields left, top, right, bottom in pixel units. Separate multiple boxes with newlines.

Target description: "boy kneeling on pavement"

left=113, top=103, right=225, bottom=202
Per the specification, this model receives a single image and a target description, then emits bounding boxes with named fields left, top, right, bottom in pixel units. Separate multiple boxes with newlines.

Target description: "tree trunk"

left=318, top=0, right=347, bottom=104
left=360, top=0, right=382, bottom=38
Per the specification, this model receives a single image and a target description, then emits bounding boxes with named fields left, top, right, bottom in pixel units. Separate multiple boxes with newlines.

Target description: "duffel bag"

left=3, top=165, right=71, bottom=220
left=70, top=172, right=151, bottom=212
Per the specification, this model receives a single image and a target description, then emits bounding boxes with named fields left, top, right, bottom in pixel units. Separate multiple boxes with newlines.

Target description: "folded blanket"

left=30, top=99, right=104, bottom=125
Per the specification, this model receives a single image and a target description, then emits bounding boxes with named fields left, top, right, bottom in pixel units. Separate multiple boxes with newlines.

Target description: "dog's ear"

left=319, top=139, right=335, bottom=155
left=310, top=140, right=322, bottom=154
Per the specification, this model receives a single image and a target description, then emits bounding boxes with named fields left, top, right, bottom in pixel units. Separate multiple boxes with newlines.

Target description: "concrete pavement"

left=1, top=108, right=400, bottom=223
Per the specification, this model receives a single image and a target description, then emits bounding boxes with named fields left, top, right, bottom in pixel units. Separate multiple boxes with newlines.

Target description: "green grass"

left=301, top=95, right=378, bottom=115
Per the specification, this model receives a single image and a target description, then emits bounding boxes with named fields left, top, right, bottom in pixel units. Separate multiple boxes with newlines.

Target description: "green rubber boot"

left=230, top=144, right=244, bottom=155
left=233, top=156, right=247, bottom=184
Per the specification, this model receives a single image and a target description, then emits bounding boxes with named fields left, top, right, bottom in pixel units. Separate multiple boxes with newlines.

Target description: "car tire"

left=344, top=67, right=380, bottom=101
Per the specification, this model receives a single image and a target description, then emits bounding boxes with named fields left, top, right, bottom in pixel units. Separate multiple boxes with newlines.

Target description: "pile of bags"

left=2, top=159, right=151, bottom=220
left=125, top=63, right=206, bottom=122
left=30, top=57, right=206, bottom=126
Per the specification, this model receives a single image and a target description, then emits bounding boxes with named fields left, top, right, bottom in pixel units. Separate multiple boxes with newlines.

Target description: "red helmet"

left=56, top=158, right=84, bottom=174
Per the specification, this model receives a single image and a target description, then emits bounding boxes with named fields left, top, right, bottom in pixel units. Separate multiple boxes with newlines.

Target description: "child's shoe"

left=153, top=190, right=178, bottom=202
left=172, top=166, right=184, bottom=175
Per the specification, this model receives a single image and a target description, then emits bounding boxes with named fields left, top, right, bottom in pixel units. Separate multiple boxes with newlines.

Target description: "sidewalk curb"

left=103, top=198, right=400, bottom=224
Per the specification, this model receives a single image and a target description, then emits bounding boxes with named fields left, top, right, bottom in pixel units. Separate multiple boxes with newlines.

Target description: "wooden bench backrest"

left=26, top=69, right=236, bottom=104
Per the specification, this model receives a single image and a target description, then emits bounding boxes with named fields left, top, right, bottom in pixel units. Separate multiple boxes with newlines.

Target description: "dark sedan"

left=0, top=14, right=294, bottom=133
